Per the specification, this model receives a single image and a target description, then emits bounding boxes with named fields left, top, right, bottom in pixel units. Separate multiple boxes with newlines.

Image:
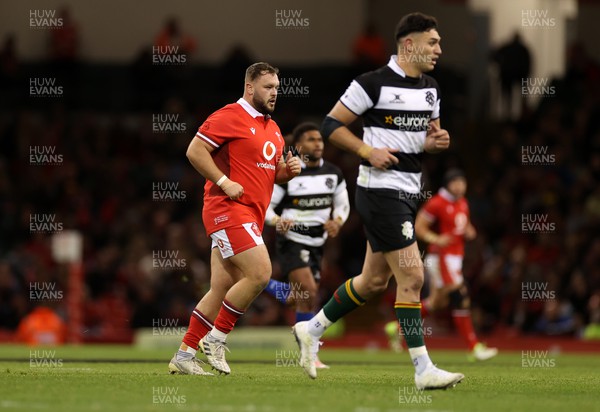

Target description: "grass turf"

left=0, top=344, right=599, bottom=412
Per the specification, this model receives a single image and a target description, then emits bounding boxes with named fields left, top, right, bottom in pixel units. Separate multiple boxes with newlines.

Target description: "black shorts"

left=355, top=186, right=418, bottom=253
left=276, top=237, right=323, bottom=282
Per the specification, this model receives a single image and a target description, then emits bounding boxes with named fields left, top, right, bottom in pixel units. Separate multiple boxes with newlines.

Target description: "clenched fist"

left=285, top=151, right=301, bottom=178
left=424, top=122, right=450, bottom=154
left=220, top=179, right=244, bottom=200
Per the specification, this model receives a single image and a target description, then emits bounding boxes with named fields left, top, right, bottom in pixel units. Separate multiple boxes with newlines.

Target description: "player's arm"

left=323, top=102, right=399, bottom=170
left=265, top=184, right=293, bottom=233
left=415, top=208, right=452, bottom=247
left=275, top=151, right=301, bottom=184
left=464, top=204, right=477, bottom=240
left=324, top=179, right=350, bottom=238
left=423, top=118, right=450, bottom=154
left=186, top=137, right=243, bottom=200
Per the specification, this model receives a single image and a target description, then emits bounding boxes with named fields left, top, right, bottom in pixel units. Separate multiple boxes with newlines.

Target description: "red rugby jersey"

left=196, top=98, right=284, bottom=235
left=420, top=188, right=470, bottom=256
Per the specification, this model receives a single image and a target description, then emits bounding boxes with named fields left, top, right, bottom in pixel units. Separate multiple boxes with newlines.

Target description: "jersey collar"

left=237, top=98, right=270, bottom=120
left=300, top=158, right=324, bottom=169
left=439, top=187, right=458, bottom=202
left=388, top=55, right=407, bottom=77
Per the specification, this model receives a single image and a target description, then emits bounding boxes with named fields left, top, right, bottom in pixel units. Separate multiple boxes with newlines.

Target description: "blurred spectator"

left=491, top=33, right=531, bottom=119
left=0, top=34, right=18, bottom=106
left=16, top=306, right=66, bottom=345
left=154, top=17, right=196, bottom=56
left=49, top=7, right=79, bottom=64
left=219, top=44, right=253, bottom=98
left=352, top=22, right=387, bottom=72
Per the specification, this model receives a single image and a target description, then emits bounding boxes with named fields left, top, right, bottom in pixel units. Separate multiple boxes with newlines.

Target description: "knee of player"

left=400, top=266, right=424, bottom=291
left=246, top=267, right=272, bottom=288
left=449, top=287, right=469, bottom=310
left=365, top=275, right=389, bottom=294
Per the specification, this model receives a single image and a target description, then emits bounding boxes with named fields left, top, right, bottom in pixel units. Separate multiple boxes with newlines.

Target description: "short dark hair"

left=292, top=122, right=320, bottom=145
left=443, top=168, right=466, bottom=187
left=394, top=12, right=438, bottom=42
left=245, top=62, right=279, bottom=82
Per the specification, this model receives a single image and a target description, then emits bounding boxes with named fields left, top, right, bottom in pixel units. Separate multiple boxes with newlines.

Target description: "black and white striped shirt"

left=266, top=159, right=350, bottom=247
left=340, top=55, right=441, bottom=193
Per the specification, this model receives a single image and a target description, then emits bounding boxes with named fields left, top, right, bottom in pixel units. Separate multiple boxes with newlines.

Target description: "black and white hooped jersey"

left=340, top=55, right=441, bottom=193
left=266, top=159, right=350, bottom=247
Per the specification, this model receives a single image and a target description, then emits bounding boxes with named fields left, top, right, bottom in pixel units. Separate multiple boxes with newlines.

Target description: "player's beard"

left=306, top=152, right=321, bottom=162
left=253, top=95, right=275, bottom=115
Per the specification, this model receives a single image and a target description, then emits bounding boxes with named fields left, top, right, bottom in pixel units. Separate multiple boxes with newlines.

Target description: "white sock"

left=176, top=344, right=196, bottom=361
left=208, top=328, right=228, bottom=342
left=307, top=310, right=333, bottom=338
left=408, top=346, right=432, bottom=375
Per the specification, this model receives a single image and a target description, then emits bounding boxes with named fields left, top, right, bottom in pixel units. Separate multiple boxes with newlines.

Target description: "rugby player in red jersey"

left=414, top=169, right=497, bottom=361
left=168, top=62, right=301, bottom=375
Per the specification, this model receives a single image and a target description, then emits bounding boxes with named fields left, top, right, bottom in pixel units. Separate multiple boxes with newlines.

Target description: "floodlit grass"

left=1, top=345, right=599, bottom=412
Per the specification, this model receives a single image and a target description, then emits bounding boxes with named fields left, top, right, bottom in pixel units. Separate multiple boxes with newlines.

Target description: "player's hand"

left=464, top=224, right=477, bottom=241
left=424, top=122, right=450, bottom=153
left=435, top=233, right=453, bottom=247
left=368, top=147, right=399, bottom=170
left=221, top=179, right=244, bottom=200
left=324, top=219, right=342, bottom=238
left=285, top=152, right=302, bottom=177
left=276, top=217, right=294, bottom=233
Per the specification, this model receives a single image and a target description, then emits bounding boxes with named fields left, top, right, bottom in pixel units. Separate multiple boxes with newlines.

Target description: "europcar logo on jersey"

left=257, top=141, right=277, bottom=170
left=275, top=10, right=310, bottom=29
left=29, top=10, right=63, bottom=29
left=152, top=45, right=187, bottom=65
left=385, top=113, right=430, bottom=131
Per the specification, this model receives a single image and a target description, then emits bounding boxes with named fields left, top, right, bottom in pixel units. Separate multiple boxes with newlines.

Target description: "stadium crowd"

left=0, top=40, right=599, bottom=343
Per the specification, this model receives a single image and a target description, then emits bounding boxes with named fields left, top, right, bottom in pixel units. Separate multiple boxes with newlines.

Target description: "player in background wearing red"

left=168, top=62, right=301, bottom=376
left=387, top=169, right=497, bottom=361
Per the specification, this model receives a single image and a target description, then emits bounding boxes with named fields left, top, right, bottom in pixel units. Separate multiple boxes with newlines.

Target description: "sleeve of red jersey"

left=420, top=196, right=440, bottom=222
left=195, top=109, right=234, bottom=149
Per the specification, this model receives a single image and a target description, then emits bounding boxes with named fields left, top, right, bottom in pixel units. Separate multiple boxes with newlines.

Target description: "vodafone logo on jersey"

left=263, top=141, right=276, bottom=160
left=257, top=141, right=277, bottom=170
